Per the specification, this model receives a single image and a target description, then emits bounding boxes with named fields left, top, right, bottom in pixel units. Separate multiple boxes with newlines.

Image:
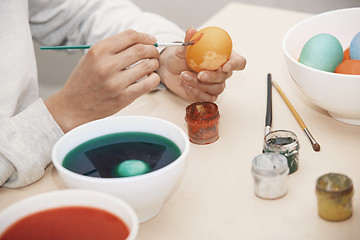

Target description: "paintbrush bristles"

left=304, top=128, right=321, bottom=152
left=313, top=143, right=321, bottom=152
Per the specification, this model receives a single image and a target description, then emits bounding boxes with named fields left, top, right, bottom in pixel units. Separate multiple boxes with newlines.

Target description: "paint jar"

left=185, top=101, right=220, bottom=145
left=251, top=152, right=289, bottom=199
left=263, top=130, right=299, bottom=174
left=316, top=173, right=354, bottom=221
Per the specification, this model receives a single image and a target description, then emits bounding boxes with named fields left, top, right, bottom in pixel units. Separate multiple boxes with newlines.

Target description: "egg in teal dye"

left=116, top=160, right=151, bottom=177
left=299, top=33, right=343, bottom=72
left=349, top=32, right=360, bottom=60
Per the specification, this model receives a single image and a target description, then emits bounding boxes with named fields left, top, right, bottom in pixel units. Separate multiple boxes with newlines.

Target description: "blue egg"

left=116, top=160, right=151, bottom=177
left=299, top=33, right=343, bottom=72
left=349, top=32, right=360, bottom=60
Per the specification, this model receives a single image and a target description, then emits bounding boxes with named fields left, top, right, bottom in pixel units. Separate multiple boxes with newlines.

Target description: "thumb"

left=177, top=27, right=198, bottom=57
left=185, top=26, right=197, bottom=42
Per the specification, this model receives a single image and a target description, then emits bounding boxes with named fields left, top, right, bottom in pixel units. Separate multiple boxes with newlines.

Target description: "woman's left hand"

left=156, top=27, right=247, bottom=102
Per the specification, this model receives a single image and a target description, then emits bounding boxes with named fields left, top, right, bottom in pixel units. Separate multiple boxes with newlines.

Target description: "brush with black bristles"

left=265, top=73, right=272, bottom=136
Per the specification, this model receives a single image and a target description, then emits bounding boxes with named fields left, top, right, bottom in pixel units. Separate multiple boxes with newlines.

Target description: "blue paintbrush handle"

left=40, top=45, right=92, bottom=50
left=40, top=42, right=187, bottom=50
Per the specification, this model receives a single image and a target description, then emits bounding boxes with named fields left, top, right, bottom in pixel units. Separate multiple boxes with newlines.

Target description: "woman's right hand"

left=45, top=30, right=160, bottom=133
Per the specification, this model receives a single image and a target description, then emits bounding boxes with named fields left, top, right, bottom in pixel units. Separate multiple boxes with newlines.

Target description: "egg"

left=299, top=33, right=343, bottom=72
left=343, top=47, right=350, bottom=61
left=116, top=159, right=151, bottom=177
left=335, top=59, right=360, bottom=75
left=349, top=32, right=360, bottom=60
left=186, top=26, right=232, bottom=72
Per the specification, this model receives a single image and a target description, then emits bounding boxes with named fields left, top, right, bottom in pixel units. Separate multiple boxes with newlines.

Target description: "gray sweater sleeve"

left=0, top=0, right=183, bottom=188
left=0, top=1, right=65, bottom=188
left=29, top=0, right=184, bottom=48
left=0, top=99, right=63, bottom=188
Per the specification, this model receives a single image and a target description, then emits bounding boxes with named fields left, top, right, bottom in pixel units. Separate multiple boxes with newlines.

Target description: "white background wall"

left=132, top=0, right=360, bottom=31
left=35, top=0, right=360, bottom=98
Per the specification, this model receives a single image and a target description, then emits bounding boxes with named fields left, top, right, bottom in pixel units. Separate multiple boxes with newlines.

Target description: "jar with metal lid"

left=316, top=173, right=354, bottom=221
left=251, top=152, right=289, bottom=199
left=185, top=101, right=220, bottom=145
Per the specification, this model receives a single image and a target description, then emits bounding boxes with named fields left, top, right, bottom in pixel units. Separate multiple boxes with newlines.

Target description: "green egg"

left=299, top=33, right=343, bottom=72
left=116, top=160, right=151, bottom=177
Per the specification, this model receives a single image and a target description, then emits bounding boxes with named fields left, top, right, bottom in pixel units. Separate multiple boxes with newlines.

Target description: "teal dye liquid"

left=62, top=132, right=181, bottom=178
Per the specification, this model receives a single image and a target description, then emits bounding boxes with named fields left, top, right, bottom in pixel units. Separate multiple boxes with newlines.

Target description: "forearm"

left=0, top=99, right=64, bottom=188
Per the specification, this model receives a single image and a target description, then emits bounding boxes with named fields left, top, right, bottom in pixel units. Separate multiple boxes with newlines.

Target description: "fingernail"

left=187, top=26, right=196, bottom=32
left=150, top=34, right=157, bottom=42
left=197, top=71, right=207, bottom=80
left=180, top=71, right=192, bottom=81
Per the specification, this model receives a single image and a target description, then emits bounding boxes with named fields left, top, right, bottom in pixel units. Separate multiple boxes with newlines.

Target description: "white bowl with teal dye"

left=52, top=116, right=190, bottom=222
left=283, top=8, right=360, bottom=125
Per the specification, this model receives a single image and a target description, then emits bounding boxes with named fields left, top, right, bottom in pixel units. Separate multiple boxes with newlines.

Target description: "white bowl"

left=0, top=189, right=138, bottom=239
left=52, top=116, right=189, bottom=222
left=283, top=8, right=360, bottom=125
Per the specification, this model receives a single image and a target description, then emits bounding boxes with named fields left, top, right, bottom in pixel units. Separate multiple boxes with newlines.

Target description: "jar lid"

left=316, top=173, right=353, bottom=194
left=185, top=101, right=219, bottom=122
left=264, top=130, right=299, bottom=152
left=252, top=153, right=289, bottom=175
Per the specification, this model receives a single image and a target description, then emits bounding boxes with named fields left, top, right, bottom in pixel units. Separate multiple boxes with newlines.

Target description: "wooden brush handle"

left=272, top=81, right=306, bottom=130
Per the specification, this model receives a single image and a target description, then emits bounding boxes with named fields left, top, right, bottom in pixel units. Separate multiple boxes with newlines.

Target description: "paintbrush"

left=40, top=33, right=204, bottom=50
left=265, top=73, right=272, bottom=136
left=272, top=81, right=320, bottom=152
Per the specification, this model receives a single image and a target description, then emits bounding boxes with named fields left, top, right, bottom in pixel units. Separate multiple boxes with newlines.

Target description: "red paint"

left=185, top=101, right=220, bottom=145
left=0, top=206, right=129, bottom=240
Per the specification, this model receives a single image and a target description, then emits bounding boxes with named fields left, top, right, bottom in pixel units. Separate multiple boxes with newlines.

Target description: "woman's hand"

left=157, top=27, right=246, bottom=102
left=45, top=30, right=160, bottom=132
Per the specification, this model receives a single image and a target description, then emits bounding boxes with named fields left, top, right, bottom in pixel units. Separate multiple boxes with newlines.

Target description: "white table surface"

left=1, top=2, right=360, bottom=240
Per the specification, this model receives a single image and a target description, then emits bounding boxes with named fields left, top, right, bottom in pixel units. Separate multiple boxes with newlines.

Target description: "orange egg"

left=343, top=47, right=350, bottom=61
left=186, top=26, right=232, bottom=72
left=335, top=59, right=360, bottom=75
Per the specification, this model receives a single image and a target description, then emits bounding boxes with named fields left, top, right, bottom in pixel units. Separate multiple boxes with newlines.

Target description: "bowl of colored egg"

left=283, top=8, right=360, bottom=125
left=0, top=189, right=138, bottom=240
left=52, top=116, right=190, bottom=222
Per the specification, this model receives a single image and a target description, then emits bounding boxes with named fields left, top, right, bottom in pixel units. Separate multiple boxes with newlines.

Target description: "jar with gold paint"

left=316, top=173, right=354, bottom=221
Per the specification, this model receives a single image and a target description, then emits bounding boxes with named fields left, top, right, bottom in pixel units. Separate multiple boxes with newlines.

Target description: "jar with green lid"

left=263, top=130, right=299, bottom=174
